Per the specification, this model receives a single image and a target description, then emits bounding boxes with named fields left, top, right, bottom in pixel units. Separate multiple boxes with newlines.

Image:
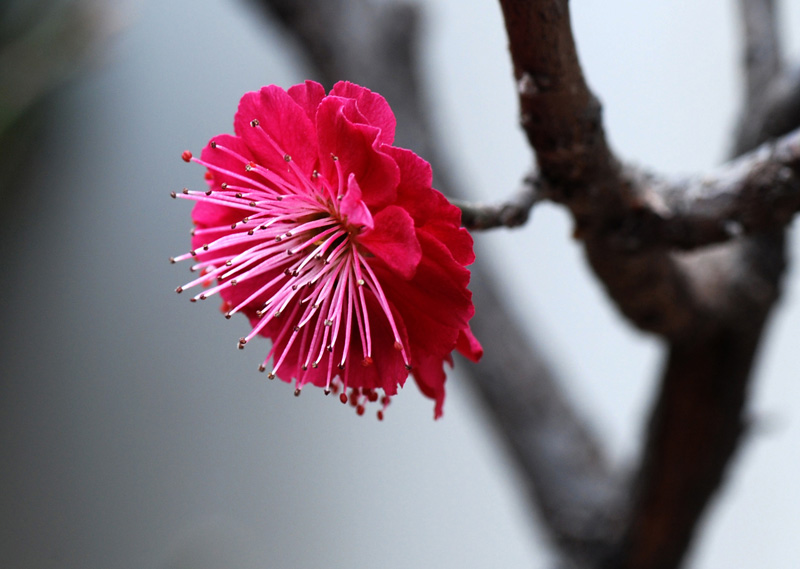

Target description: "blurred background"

left=1, top=0, right=798, bottom=567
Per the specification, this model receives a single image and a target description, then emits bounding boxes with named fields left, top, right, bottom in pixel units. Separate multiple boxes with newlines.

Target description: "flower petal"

left=411, top=351, right=449, bottom=420
left=234, top=85, right=318, bottom=174
left=287, top=80, right=326, bottom=124
left=316, top=96, right=400, bottom=210
left=456, top=327, right=483, bottom=363
left=340, top=174, right=374, bottom=230
left=378, top=231, right=473, bottom=357
left=359, top=205, right=421, bottom=280
left=331, top=81, right=396, bottom=145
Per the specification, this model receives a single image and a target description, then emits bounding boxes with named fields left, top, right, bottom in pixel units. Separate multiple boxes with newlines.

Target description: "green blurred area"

left=0, top=0, right=110, bottom=195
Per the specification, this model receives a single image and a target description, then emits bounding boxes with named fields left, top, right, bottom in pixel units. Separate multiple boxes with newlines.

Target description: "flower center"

left=173, top=131, right=411, bottom=410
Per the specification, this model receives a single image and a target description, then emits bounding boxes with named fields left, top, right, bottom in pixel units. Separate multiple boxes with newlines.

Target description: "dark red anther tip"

left=339, top=393, right=348, bottom=404
left=356, top=405, right=365, bottom=416
left=181, top=150, right=192, bottom=162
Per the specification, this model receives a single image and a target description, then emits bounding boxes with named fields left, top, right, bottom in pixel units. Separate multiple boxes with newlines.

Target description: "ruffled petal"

left=456, top=326, right=483, bottom=363
left=287, top=80, right=326, bottom=124
left=234, top=85, right=318, bottom=174
left=331, top=81, right=396, bottom=145
left=316, top=96, right=400, bottom=210
left=411, top=351, right=449, bottom=420
left=359, top=205, right=421, bottom=280
left=339, top=174, right=374, bottom=230
left=378, top=231, right=473, bottom=357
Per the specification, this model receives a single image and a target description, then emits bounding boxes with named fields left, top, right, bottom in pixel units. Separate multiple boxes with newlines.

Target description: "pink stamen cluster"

left=171, top=81, right=482, bottom=419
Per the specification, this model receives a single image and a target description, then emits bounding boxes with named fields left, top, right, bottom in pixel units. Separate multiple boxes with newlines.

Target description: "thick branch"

left=499, top=1, right=795, bottom=569
left=608, top=1, right=793, bottom=567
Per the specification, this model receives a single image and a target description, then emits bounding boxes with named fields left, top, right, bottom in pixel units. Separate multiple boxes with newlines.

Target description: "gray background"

left=1, top=0, right=798, bottom=567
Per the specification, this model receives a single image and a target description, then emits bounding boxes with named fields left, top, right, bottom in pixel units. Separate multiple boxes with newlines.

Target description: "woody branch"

left=252, top=0, right=799, bottom=568
left=252, top=0, right=620, bottom=557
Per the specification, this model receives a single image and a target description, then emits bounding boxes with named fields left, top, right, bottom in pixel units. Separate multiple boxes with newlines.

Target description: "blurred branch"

left=249, top=0, right=621, bottom=559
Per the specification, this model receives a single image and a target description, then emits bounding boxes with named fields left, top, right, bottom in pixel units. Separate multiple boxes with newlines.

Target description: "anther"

left=324, top=389, right=331, bottom=396
left=210, top=141, right=217, bottom=148
left=377, top=410, right=384, bottom=421
left=294, top=389, right=301, bottom=397
left=181, top=150, right=192, bottom=162
left=331, top=154, right=338, bottom=161
left=394, top=341, right=403, bottom=351
left=339, top=393, right=348, bottom=404
left=169, top=257, right=176, bottom=264
left=357, top=279, right=365, bottom=286
left=250, top=119, right=259, bottom=127
left=189, top=250, right=197, bottom=256
left=230, top=280, right=237, bottom=286
left=225, top=312, right=232, bottom=320
left=175, top=286, right=183, bottom=293
left=356, top=405, right=365, bottom=416
left=301, top=365, right=308, bottom=371
left=258, top=364, right=266, bottom=372
left=324, top=319, right=333, bottom=326
left=202, top=244, right=209, bottom=251
left=311, top=362, right=318, bottom=369
left=293, top=326, right=300, bottom=332
left=267, top=372, right=275, bottom=379
left=283, top=154, right=291, bottom=162
left=198, top=294, right=206, bottom=300
left=362, top=357, right=373, bottom=367
left=235, top=192, right=243, bottom=198
left=405, top=364, right=413, bottom=371
left=204, top=172, right=213, bottom=181
left=182, top=188, right=189, bottom=195
left=312, top=170, right=320, bottom=178
left=205, top=189, right=212, bottom=196
left=220, top=183, right=228, bottom=189
left=245, top=162, right=255, bottom=171
left=248, top=230, right=254, bottom=236
left=170, top=191, right=177, bottom=199
left=225, top=260, right=232, bottom=266
left=337, top=363, right=345, bottom=370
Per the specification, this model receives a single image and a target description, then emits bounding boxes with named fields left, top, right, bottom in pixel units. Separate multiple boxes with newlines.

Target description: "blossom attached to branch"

left=172, top=81, right=482, bottom=419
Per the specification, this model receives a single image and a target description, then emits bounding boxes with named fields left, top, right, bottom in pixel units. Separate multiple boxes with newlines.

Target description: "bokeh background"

left=1, top=0, right=799, bottom=567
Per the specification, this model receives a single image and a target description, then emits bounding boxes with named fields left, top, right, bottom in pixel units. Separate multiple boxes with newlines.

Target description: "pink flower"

left=172, top=81, right=482, bottom=419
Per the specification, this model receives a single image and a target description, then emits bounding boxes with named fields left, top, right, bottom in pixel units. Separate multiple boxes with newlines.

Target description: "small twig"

left=454, top=171, right=543, bottom=230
